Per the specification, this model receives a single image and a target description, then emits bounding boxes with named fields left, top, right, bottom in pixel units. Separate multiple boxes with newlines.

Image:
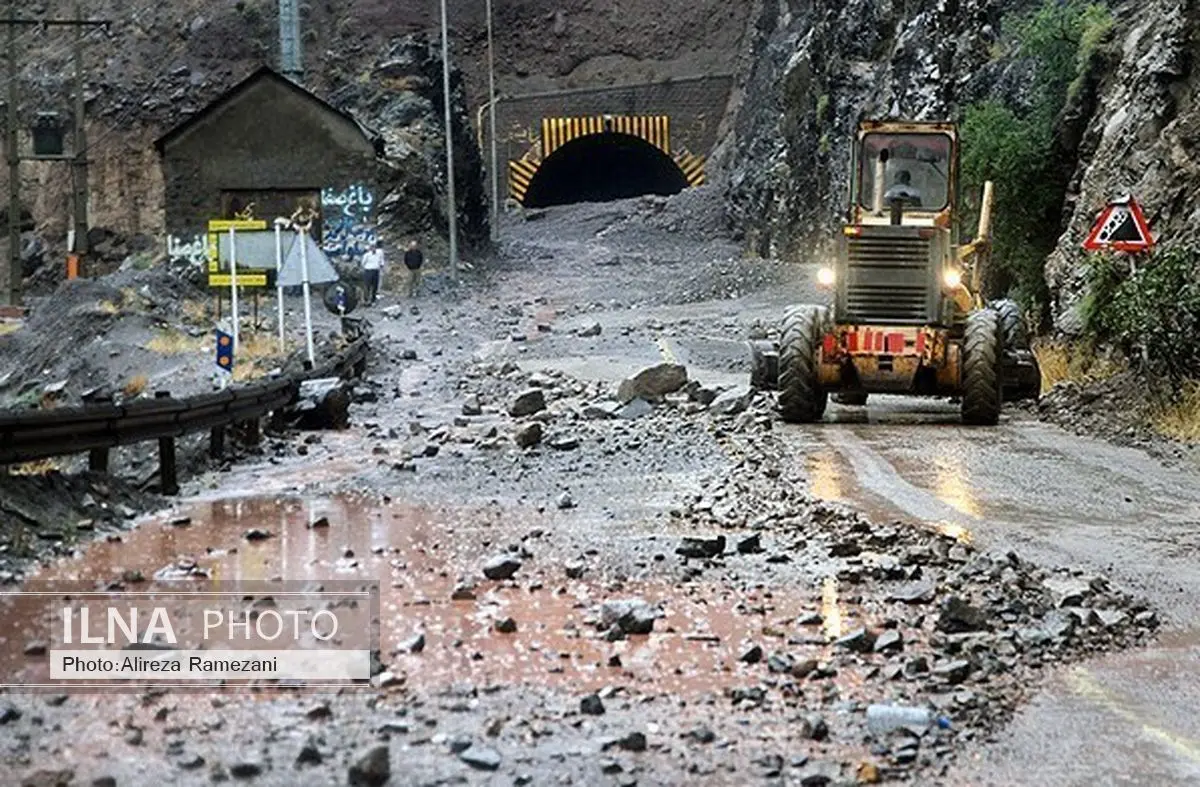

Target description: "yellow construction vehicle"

left=748, top=119, right=1040, bottom=424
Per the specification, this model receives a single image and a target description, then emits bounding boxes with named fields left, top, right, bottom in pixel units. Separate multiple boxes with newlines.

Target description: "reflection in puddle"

left=10, top=494, right=887, bottom=696
left=809, top=451, right=844, bottom=501
left=934, top=520, right=974, bottom=545
left=933, top=454, right=982, bottom=519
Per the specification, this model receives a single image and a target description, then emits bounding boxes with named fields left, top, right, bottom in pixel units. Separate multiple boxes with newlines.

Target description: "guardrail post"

left=155, top=391, right=179, bottom=495
left=240, top=418, right=261, bottom=446
left=88, top=448, right=108, bottom=473
left=210, top=426, right=225, bottom=459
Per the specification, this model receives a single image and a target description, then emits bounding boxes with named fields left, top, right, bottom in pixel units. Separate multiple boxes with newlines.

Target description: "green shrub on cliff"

left=960, top=0, right=1113, bottom=318
left=1082, top=248, right=1200, bottom=386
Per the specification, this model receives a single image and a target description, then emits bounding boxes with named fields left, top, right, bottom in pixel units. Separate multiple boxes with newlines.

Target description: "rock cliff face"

left=1045, top=1, right=1196, bottom=331
left=723, top=0, right=1035, bottom=262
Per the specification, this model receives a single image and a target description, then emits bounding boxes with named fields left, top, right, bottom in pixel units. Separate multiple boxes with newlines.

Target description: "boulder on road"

left=347, top=745, right=390, bottom=786
left=514, top=422, right=543, bottom=448
left=583, top=401, right=622, bottom=420
left=617, top=398, right=653, bottom=420
left=483, top=554, right=522, bottom=580
left=291, top=378, right=351, bottom=430
left=709, top=385, right=752, bottom=415
left=616, top=363, right=687, bottom=404
left=509, top=389, right=546, bottom=417
left=676, top=535, right=726, bottom=559
left=600, top=599, right=663, bottom=634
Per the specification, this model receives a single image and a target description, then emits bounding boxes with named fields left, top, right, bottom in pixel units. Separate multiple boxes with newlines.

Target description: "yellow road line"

left=1067, top=666, right=1200, bottom=763
left=656, top=336, right=677, bottom=364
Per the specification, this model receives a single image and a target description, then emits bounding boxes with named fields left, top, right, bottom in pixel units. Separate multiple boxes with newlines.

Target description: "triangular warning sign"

left=1082, top=196, right=1155, bottom=252
left=278, top=231, right=340, bottom=286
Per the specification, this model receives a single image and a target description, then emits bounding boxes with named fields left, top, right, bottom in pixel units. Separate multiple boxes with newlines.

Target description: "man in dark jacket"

left=403, top=239, right=424, bottom=297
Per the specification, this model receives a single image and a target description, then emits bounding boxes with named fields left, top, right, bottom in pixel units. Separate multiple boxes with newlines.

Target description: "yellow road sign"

left=207, top=219, right=268, bottom=232
left=208, top=273, right=269, bottom=287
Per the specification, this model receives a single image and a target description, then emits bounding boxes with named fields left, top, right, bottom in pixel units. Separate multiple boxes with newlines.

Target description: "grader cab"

left=748, top=119, right=1040, bottom=424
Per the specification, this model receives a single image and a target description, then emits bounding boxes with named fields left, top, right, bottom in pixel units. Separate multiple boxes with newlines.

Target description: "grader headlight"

left=942, top=267, right=963, bottom=289
left=817, top=267, right=836, bottom=287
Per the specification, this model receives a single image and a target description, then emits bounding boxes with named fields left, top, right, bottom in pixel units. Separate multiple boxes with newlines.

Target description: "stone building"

left=154, top=67, right=386, bottom=264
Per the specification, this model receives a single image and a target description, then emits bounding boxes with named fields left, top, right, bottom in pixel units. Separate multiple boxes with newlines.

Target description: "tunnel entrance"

left=522, top=132, right=690, bottom=208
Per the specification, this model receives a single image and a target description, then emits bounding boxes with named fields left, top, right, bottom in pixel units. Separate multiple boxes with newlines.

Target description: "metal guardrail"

left=0, top=335, right=370, bottom=467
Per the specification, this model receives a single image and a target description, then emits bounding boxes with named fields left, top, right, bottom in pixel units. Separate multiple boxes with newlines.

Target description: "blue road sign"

left=216, top=329, right=234, bottom=371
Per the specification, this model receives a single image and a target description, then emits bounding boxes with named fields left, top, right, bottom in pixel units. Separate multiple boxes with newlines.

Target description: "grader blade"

left=748, top=340, right=779, bottom=390
left=1002, top=349, right=1041, bottom=401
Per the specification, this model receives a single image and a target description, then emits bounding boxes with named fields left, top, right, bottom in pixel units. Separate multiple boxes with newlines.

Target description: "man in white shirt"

left=360, top=243, right=385, bottom=305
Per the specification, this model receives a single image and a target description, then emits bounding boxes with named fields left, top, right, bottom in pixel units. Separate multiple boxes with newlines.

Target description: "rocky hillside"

left=721, top=0, right=1195, bottom=330
left=5, top=0, right=749, bottom=285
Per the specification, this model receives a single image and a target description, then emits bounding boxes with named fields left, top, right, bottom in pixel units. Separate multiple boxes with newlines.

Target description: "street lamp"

left=486, top=0, right=499, bottom=242
left=439, top=0, right=458, bottom=277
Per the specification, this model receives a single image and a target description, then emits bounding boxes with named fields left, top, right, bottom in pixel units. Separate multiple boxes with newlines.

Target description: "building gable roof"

left=153, top=65, right=382, bottom=153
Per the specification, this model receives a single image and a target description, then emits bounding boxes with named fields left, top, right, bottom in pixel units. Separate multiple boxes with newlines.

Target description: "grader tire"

left=962, top=309, right=1003, bottom=425
left=778, top=305, right=827, bottom=423
left=989, top=298, right=1028, bottom=351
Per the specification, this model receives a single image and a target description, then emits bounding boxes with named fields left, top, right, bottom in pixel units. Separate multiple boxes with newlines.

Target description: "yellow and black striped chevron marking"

left=673, top=149, right=706, bottom=187
left=541, top=115, right=672, bottom=158
left=508, top=154, right=540, bottom=204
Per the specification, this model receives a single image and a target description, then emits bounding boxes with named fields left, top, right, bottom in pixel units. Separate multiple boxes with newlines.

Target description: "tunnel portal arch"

left=508, top=114, right=706, bottom=208
left=522, top=131, right=689, bottom=208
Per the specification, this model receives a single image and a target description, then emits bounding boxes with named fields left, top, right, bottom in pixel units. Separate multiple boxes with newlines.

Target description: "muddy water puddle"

left=6, top=493, right=901, bottom=698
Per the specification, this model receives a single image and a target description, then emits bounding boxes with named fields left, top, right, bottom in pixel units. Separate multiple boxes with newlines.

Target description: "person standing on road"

left=360, top=243, right=385, bottom=305
left=403, top=239, right=424, bottom=298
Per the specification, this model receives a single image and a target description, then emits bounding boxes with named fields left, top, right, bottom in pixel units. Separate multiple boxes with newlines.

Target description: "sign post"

left=278, top=208, right=337, bottom=366
left=228, top=227, right=240, bottom=356
left=274, top=217, right=287, bottom=352
left=298, top=224, right=315, bottom=366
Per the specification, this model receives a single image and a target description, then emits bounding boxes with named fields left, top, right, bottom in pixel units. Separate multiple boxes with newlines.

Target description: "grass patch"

left=122, top=374, right=149, bottom=397
left=1032, top=338, right=1124, bottom=392
left=146, top=329, right=206, bottom=355
left=1149, top=381, right=1200, bottom=443
left=230, top=332, right=284, bottom=382
left=182, top=298, right=216, bottom=325
left=10, top=459, right=61, bottom=476
left=96, top=288, right=143, bottom=316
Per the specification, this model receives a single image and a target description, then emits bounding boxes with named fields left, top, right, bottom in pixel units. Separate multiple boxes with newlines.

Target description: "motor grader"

left=748, top=119, right=1040, bottom=424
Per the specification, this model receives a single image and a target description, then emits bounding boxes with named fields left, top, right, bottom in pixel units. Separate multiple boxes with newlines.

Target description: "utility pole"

left=71, top=0, right=89, bottom=267
left=5, top=0, right=18, bottom=307
left=486, top=0, right=499, bottom=243
left=1, top=8, right=109, bottom=306
left=439, top=0, right=458, bottom=277
left=278, top=0, right=303, bottom=85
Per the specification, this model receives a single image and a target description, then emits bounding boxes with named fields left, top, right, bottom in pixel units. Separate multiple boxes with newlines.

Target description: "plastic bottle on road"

left=865, top=704, right=951, bottom=734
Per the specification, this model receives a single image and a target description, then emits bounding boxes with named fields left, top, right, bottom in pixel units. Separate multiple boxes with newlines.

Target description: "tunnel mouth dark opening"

left=523, top=132, right=689, bottom=209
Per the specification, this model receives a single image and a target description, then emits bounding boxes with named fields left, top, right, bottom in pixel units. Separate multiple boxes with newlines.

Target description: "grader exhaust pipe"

left=972, top=180, right=995, bottom=293
left=977, top=181, right=995, bottom=240
left=872, top=150, right=888, bottom=215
